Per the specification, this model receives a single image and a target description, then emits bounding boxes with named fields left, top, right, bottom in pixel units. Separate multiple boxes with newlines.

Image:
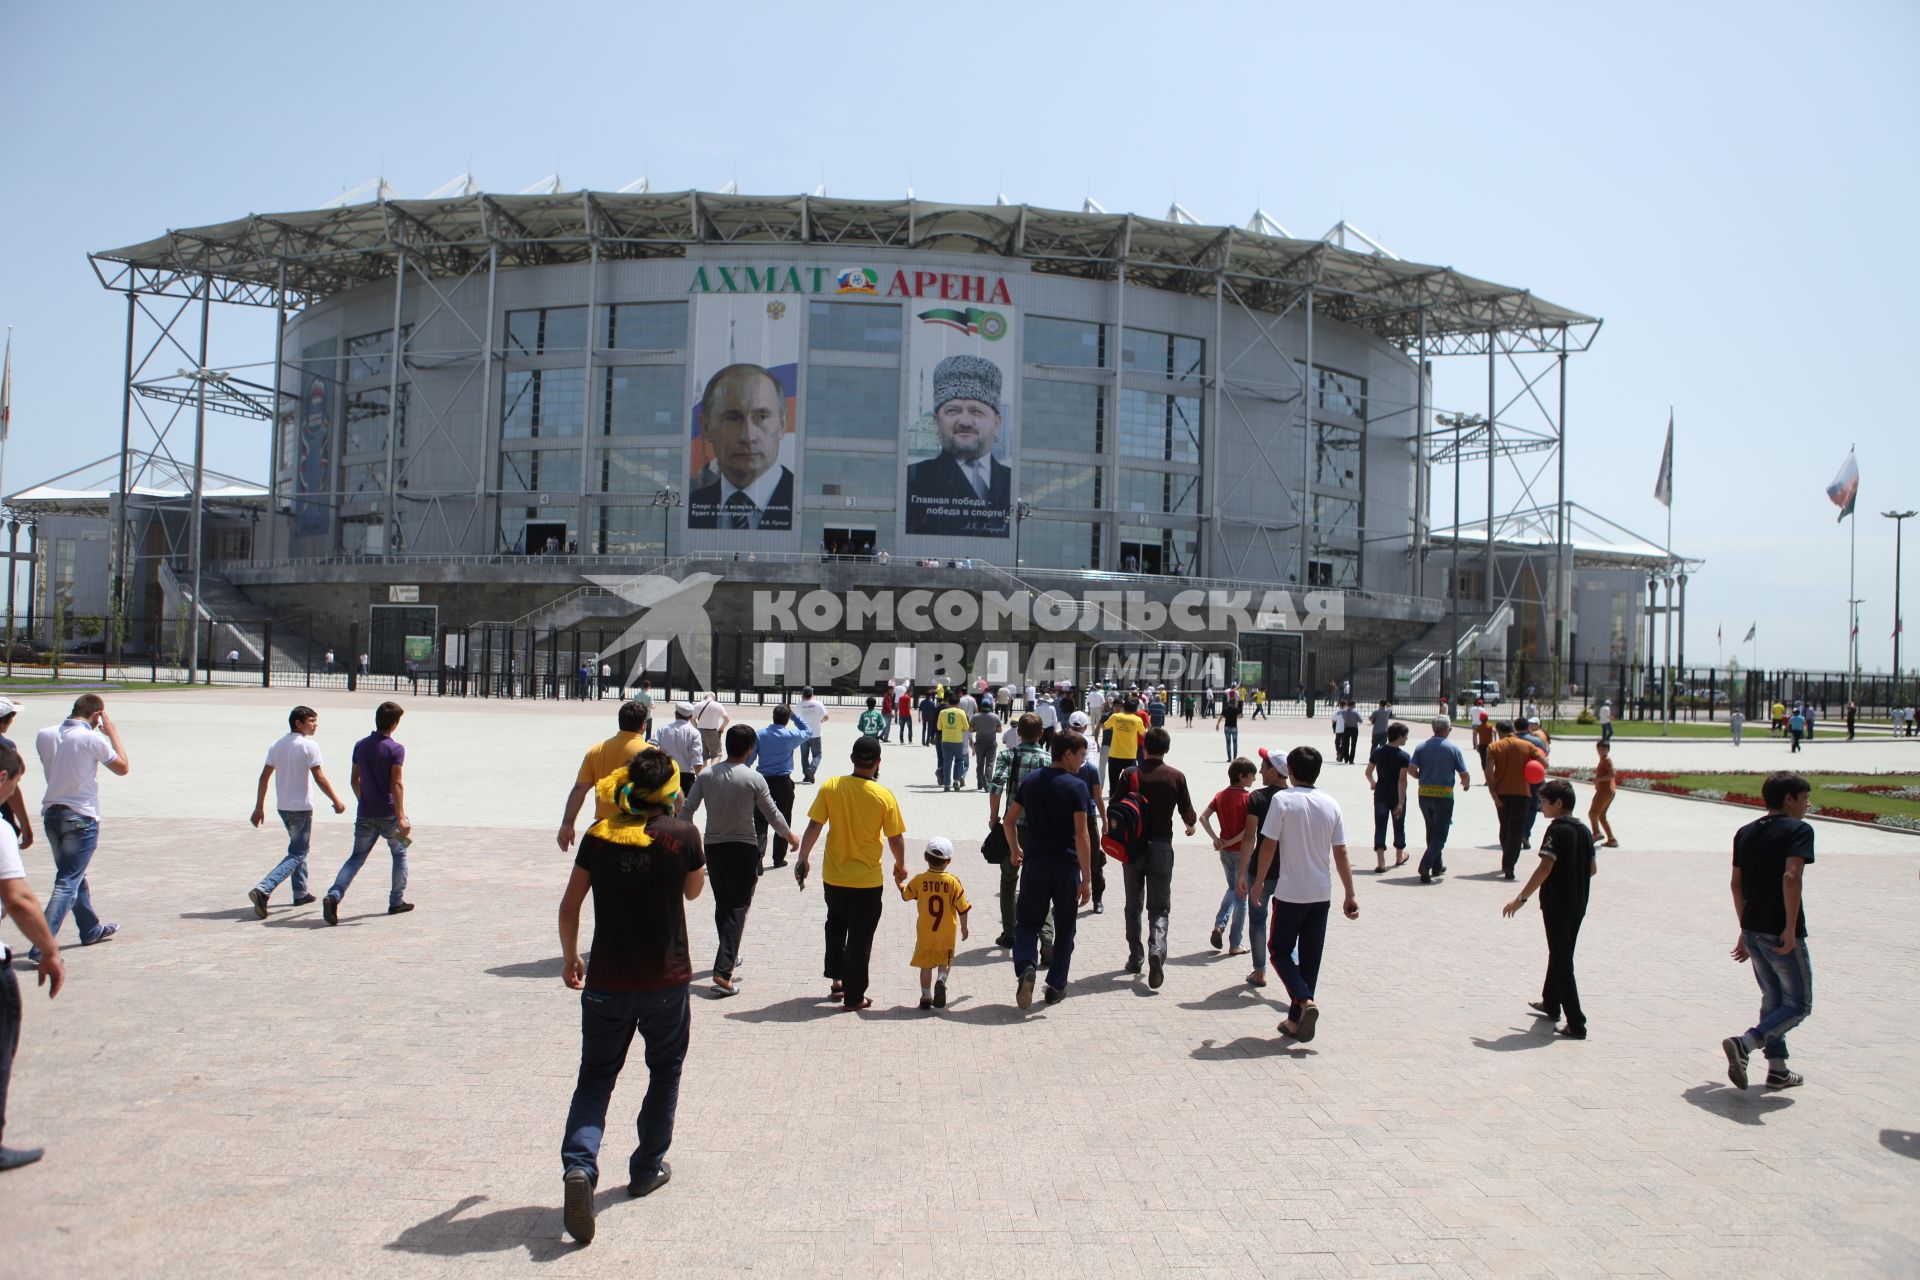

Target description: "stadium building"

left=44, top=189, right=1635, bottom=694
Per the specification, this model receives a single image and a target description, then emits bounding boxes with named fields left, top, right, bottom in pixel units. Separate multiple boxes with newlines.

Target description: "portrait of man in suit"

left=904, top=353, right=1012, bottom=537
left=687, top=362, right=795, bottom=530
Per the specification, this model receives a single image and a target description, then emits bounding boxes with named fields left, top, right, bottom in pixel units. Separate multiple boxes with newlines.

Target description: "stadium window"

left=804, top=365, right=899, bottom=441
left=594, top=506, right=666, bottom=556
left=503, top=368, right=585, bottom=439
left=1022, top=460, right=1098, bottom=510
left=606, top=302, right=688, bottom=351
left=602, top=366, right=684, bottom=436
left=1023, top=379, right=1103, bottom=453
left=1017, top=517, right=1099, bottom=571
left=344, top=387, right=409, bottom=455
left=1312, top=493, right=1360, bottom=542
left=1314, top=423, right=1361, bottom=490
left=808, top=302, right=902, bottom=355
left=801, top=450, right=895, bottom=502
left=506, top=306, right=588, bottom=355
left=500, top=505, right=577, bottom=555
left=499, top=447, right=580, bottom=493
left=1025, top=317, right=1105, bottom=369
left=1314, top=367, right=1367, bottom=419
left=346, top=326, right=410, bottom=383
left=597, top=446, right=676, bottom=494
left=1118, top=391, right=1200, bottom=464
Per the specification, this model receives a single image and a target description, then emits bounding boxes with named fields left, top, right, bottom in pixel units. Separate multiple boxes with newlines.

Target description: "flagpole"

left=1848, top=441, right=1857, bottom=704
left=1662, top=408, right=1674, bottom=734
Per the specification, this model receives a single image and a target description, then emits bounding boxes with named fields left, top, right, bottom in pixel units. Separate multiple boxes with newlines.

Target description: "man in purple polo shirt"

left=323, top=702, right=414, bottom=923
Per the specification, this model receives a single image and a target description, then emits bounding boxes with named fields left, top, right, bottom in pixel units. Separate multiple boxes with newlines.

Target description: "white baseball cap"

left=924, top=836, right=954, bottom=863
left=1068, top=711, right=1091, bottom=729
left=0, top=697, right=21, bottom=718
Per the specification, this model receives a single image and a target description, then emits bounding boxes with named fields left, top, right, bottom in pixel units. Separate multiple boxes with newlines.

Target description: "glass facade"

left=804, top=364, right=898, bottom=440
left=1314, top=423, right=1361, bottom=489
left=606, top=302, right=688, bottom=351
left=500, top=448, right=580, bottom=492
left=1118, top=389, right=1200, bottom=463
left=809, top=301, right=902, bottom=354
left=1025, top=317, right=1104, bottom=368
left=802, top=449, right=896, bottom=503
left=601, top=366, right=683, bottom=435
left=1022, top=460, right=1099, bottom=510
left=1018, top=517, right=1099, bottom=571
left=1316, top=367, right=1366, bottom=418
left=1023, top=379, right=1102, bottom=453
left=503, top=368, right=585, bottom=439
left=506, top=306, right=587, bottom=355
left=1117, top=468, right=1198, bottom=515
left=1122, top=329, right=1203, bottom=383
left=597, top=445, right=677, bottom=494
left=595, top=504, right=671, bottom=556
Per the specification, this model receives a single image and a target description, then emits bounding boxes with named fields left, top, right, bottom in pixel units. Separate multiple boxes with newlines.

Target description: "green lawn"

left=1659, top=772, right=1920, bottom=821
left=1542, top=719, right=1747, bottom=739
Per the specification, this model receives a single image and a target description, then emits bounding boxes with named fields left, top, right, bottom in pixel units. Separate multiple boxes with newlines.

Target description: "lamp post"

left=180, top=364, right=229, bottom=683
left=651, top=487, right=681, bottom=561
left=1013, top=499, right=1032, bottom=568
left=1848, top=597, right=1866, bottom=702
left=1886, top=510, right=1916, bottom=703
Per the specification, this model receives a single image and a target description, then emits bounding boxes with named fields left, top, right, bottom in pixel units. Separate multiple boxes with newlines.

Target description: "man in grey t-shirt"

left=679, top=724, right=796, bottom=996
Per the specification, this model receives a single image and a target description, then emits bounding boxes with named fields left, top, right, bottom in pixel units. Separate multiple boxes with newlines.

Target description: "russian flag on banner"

left=1826, top=451, right=1859, bottom=522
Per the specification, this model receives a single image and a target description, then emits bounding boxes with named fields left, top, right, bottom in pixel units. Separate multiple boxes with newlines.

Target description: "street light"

left=650, top=487, right=681, bottom=560
left=179, top=365, right=230, bottom=683
left=1886, top=510, right=1916, bottom=700
left=1013, top=499, right=1032, bottom=568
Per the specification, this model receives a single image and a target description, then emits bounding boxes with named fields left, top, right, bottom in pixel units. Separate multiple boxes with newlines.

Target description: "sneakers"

left=82, top=923, right=118, bottom=945
left=1016, top=965, right=1037, bottom=1009
left=933, top=979, right=947, bottom=1009
left=1528, top=1001, right=1555, bottom=1018
left=918, top=995, right=935, bottom=1010
left=1209, top=926, right=1224, bottom=950
left=628, top=1161, right=671, bottom=1197
left=1123, top=955, right=1143, bottom=975
left=1148, top=954, right=1164, bottom=989
left=388, top=902, right=415, bottom=915
left=292, top=894, right=318, bottom=906
left=1043, top=985, right=1064, bottom=1005
left=1765, top=1068, right=1805, bottom=1090
left=711, top=976, right=738, bottom=998
left=562, top=1168, right=595, bottom=1244
left=323, top=896, right=339, bottom=925
left=248, top=888, right=269, bottom=919
left=1092, top=901, right=1105, bottom=914
left=1722, top=1036, right=1751, bottom=1090
left=995, top=933, right=1013, bottom=948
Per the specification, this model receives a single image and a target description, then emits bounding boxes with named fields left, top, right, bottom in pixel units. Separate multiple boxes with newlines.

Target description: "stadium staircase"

left=159, top=563, right=323, bottom=673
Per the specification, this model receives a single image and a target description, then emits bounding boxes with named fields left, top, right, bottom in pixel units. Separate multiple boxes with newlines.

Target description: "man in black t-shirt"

left=1233, top=748, right=1289, bottom=989
left=1720, top=771, right=1815, bottom=1092
left=1502, top=779, right=1595, bottom=1038
left=1123, top=729, right=1196, bottom=990
left=1005, top=732, right=1094, bottom=1008
left=557, top=748, right=707, bottom=1244
left=1363, top=723, right=1411, bottom=872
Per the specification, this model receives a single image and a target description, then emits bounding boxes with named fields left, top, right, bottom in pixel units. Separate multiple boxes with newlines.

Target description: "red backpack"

left=1102, top=768, right=1147, bottom=864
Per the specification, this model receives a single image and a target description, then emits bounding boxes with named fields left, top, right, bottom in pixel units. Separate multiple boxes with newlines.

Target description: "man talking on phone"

left=30, top=694, right=131, bottom=957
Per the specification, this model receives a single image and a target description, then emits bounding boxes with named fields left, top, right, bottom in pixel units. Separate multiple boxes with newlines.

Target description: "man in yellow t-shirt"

left=554, top=700, right=649, bottom=852
left=935, top=693, right=972, bottom=791
left=1101, top=699, right=1148, bottom=793
left=796, top=734, right=908, bottom=1011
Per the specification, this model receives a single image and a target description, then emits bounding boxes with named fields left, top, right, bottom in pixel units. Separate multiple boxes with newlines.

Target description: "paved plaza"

left=2, top=686, right=1917, bottom=1277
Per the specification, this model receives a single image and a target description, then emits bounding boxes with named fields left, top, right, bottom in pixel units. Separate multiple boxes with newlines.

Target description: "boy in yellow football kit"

left=901, top=836, right=971, bottom=1009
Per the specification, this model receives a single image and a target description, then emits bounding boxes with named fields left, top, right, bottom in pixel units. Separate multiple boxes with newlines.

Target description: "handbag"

left=981, top=824, right=1009, bottom=865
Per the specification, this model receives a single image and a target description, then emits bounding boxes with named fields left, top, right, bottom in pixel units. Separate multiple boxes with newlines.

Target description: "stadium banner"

left=903, top=302, right=1017, bottom=539
left=686, top=295, right=799, bottom=533
left=293, top=338, right=337, bottom=538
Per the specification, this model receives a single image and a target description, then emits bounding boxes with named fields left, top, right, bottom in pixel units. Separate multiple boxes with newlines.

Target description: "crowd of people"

left=0, top=685, right=1834, bottom=1257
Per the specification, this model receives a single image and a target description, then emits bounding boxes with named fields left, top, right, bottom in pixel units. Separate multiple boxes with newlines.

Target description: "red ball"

left=1524, top=759, right=1547, bottom=785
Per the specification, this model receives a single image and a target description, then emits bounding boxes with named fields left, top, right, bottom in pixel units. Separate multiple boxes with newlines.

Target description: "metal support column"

left=187, top=275, right=211, bottom=684
left=112, top=289, right=135, bottom=661
left=383, top=248, right=406, bottom=555
left=3, top=520, right=15, bottom=677
left=1484, top=341, right=1496, bottom=611
left=1110, top=239, right=1127, bottom=571
left=266, top=261, right=288, bottom=566
left=1298, top=287, right=1314, bottom=588
left=1555, top=336, right=1570, bottom=686
left=477, top=244, right=499, bottom=548
left=579, top=238, right=599, bottom=547
left=1413, top=308, right=1427, bottom=586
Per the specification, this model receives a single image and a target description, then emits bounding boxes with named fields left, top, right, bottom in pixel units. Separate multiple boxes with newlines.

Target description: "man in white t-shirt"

left=794, top=686, right=829, bottom=783
left=0, top=740, right=66, bottom=1171
left=1249, top=745, right=1358, bottom=1044
left=30, top=694, right=130, bottom=957
left=692, top=692, right=731, bottom=763
left=247, top=705, right=348, bottom=918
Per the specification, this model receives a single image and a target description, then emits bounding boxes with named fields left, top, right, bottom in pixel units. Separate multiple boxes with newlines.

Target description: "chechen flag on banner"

left=1743, top=623, right=1756, bottom=643
left=1826, top=450, right=1859, bottom=522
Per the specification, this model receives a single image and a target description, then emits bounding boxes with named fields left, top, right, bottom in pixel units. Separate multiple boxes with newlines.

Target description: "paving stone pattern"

left=1, top=689, right=1916, bottom=1277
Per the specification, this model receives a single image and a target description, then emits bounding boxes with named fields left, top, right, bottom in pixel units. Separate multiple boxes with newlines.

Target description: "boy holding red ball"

left=1484, top=723, right=1547, bottom=881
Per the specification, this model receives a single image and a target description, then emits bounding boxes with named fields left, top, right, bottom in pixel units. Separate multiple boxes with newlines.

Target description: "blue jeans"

left=936, top=740, right=967, bottom=787
left=1222, top=725, right=1239, bottom=759
left=1739, top=930, right=1813, bottom=1062
left=1213, top=850, right=1246, bottom=947
left=1014, top=853, right=1081, bottom=991
left=1248, top=878, right=1277, bottom=972
left=1268, top=898, right=1331, bottom=1024
left=327, top=815, right=409, bottom=908
left=40, top=806, right=105, bottom=945
left=1372, top=798, right=1407, bottom=852
left=801, top=736, right=823, bottom=779
left=1417, top=796, right=1454, bottom=876
left=255, top=809, right=313, bottom=900
left=561, top=984, right=689, bottom=1185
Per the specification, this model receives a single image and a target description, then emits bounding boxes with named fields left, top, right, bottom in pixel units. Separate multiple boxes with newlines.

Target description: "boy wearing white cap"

left=901, top=837, right=971, bottom=1009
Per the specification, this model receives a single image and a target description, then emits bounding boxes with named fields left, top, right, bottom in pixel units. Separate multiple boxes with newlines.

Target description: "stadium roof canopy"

left=1431, top=502, right=1685, bottom=570
left=91, top=192, right=1598, bottom=356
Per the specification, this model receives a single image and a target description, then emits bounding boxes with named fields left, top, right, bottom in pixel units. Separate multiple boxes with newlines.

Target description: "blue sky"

left=2, top=1, right=1916, bottom=671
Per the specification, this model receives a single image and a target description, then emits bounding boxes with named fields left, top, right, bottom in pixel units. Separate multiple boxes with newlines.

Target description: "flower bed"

left=1551, top=767, right=1920, bottom=832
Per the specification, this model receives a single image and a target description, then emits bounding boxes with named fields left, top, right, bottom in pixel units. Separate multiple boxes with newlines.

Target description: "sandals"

left=1278, top=1005, right=1320, bottom=1042
left=1246, top=971, right=1267, bottom=987
left=1393, top=852, right=1409, bottom=867
left=843, top=997, right=872, bottom=1011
